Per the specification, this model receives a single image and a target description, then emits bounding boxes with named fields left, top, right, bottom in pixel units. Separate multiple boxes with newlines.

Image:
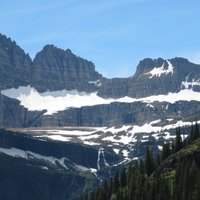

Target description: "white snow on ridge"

left=148, top=60, right=173, bottom=78
left=46, top=129, right=96, bottom=136
left=122, top=150, right=129, bottom=160
left=0, top=147, right=68, bottom=169
left=102, top=134, right=134, bottom=145
left=82, top=120, right=192, bottom=145
left=1, top=85, right=200, bottom=115
left=88, top=80, right=101, bottom=87
left=1, top=86, right=115, bottom=115
left=182, top=78, right=200, bottom=89
left=44, top=135, right=72, bottom=141
left=141, top=89, right=200, bottom=104
left=132, top=120, right=192, bottom=134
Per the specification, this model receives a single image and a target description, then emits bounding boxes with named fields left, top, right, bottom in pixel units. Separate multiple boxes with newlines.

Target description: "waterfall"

left=97, top=147, right=109, bottom=170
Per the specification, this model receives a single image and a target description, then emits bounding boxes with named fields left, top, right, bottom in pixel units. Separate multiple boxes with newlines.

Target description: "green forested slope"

left=77, top=123, right=200, bottom=200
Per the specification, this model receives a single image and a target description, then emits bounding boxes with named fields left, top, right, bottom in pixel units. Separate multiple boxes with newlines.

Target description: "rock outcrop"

left=33, top=101, right=200, bottom=127
left=0, top=94, right=45, bottom=128
left=127, top=57, right=200, bottom=98
left=0, top=34, right=32, bottom=90
left=31, top=45, right=103, bottom=92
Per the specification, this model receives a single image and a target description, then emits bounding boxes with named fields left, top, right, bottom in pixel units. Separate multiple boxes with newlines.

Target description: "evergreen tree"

left=113, top=171, right=119, bottom=194
left=127, top=166, right=137, bottom=200
left=144, top=146, right=154, bottom=176
left=162, top=142, right=171, bottom=161
left=189, top=122, right=199, bottom=143
left=120, top=166, right=127, bottom=188
left=175, top=127, right=182, bottom=152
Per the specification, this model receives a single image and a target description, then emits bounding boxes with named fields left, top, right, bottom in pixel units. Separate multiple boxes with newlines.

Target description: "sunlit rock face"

left=0, top=34, right=32, bottom=90
left=31, top=45, right=103, bottom=93
left=127, top=57, right=200, bottom=98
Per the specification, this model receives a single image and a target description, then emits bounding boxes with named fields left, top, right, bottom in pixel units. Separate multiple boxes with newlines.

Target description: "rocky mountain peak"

left=0, top=33, right=14, bottom=49
left=38, top=44, right=72, bottom=57
left=135, top=58, right=165, bottom=76
left=134, top=57, right=200, bottom=79
left=169, top=57, right=199, bottom=73
left=0, top=34, right=32, bottom=90
left=31, top=45, right=103, bottom=92
left=42, top=44, right=56, bottom=51
left=170, top=57, right=189, bottom=65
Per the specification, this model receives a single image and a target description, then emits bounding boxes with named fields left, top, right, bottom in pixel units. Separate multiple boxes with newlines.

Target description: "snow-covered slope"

left=147, top=60, right=174, bottom=78
left=2, top=85, right=200, bottom=115
left=13, top=119, right=195, bottom=162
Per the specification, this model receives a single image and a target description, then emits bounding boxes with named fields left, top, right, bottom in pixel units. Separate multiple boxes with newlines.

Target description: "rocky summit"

left=0, top=33, right=200, bottom=199
left=32, top=45, right=103, bottom=92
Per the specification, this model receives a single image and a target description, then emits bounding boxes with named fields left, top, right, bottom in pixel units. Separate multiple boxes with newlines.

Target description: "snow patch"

left=102, top=133, right=134, bottom=145
left=41, top=166, right=49, bottom=170
left=2, top=85, right=200, bottom=115
left=88, top=80, right=101, bottom=87
left=0, top=147, right=69, bottom=169
left=113, top=149, right=120, bottom=154
left=74, top=164, right=90, bottom=171
left=47, top=129, right=96, bottom=136
left=44, top=135, right=71, bottom=142
left=122, top=149, right=129, bottom=158
left=0, top=86, right=133, bottom=115
left=141, top=89, right=200, bottom=104
left=158, top=145, right=163, bottom=150
left=30, top=120, right=193, bottom=146
left=181, top=78, right=200, bottom=89
left=83, top=141, right=100, bottom=146
left=148, top=60, right=173, bottom=78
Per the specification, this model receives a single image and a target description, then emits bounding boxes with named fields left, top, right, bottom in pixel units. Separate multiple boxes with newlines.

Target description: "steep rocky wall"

left=127, top=58, right=200, bottom=98
left=0, top=34, right=32, bottom=90
left=0, top=94, right=45, bottom=128
left=34, top=101, right=200, bottom=127
left=31, top=45, right=103, bottom=92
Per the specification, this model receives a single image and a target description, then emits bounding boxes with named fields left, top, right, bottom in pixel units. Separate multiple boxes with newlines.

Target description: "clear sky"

left=1, top=0, right=200, bottom=78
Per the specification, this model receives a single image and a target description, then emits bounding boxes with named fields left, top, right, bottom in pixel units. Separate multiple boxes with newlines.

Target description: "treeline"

left=76, top=122, right=200, bottom=200
left=162, top=121, right=200, bottom=161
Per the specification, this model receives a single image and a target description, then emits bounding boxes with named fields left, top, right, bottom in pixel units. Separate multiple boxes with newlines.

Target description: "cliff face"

left=97, top=78, right=129, bottom=98
left=127, top=57, right=200, bottom=98
left=0, top=34, right=32, bottom=90
left=97, top=57, right=200, bottom=98
left=1, top=33, right=200, bottom=128
left=0, top=34, right=104, bottom=127
left=0, top=34, right=103, bottom=93
left=0, top=94, right=45, bottom=128
left=31, top=45, right=103, bottom=92
left=33, top=101, right=200, bottom=127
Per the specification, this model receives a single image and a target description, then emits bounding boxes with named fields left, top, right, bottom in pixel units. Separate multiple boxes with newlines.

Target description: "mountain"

left=98, top=57, right=200, bottom=98
left=1, top=32, right=200, bottom=159
left=128, top=57, right=200, bottom=97
left=31, top=45, right=103, bottom=92
left=0, top=33, right=32, bottom=90
left=0, top=33, right=200, bottom=199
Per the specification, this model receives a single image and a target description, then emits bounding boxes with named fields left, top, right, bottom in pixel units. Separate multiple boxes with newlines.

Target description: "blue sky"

left=1, top=0, right=200, bottom=78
